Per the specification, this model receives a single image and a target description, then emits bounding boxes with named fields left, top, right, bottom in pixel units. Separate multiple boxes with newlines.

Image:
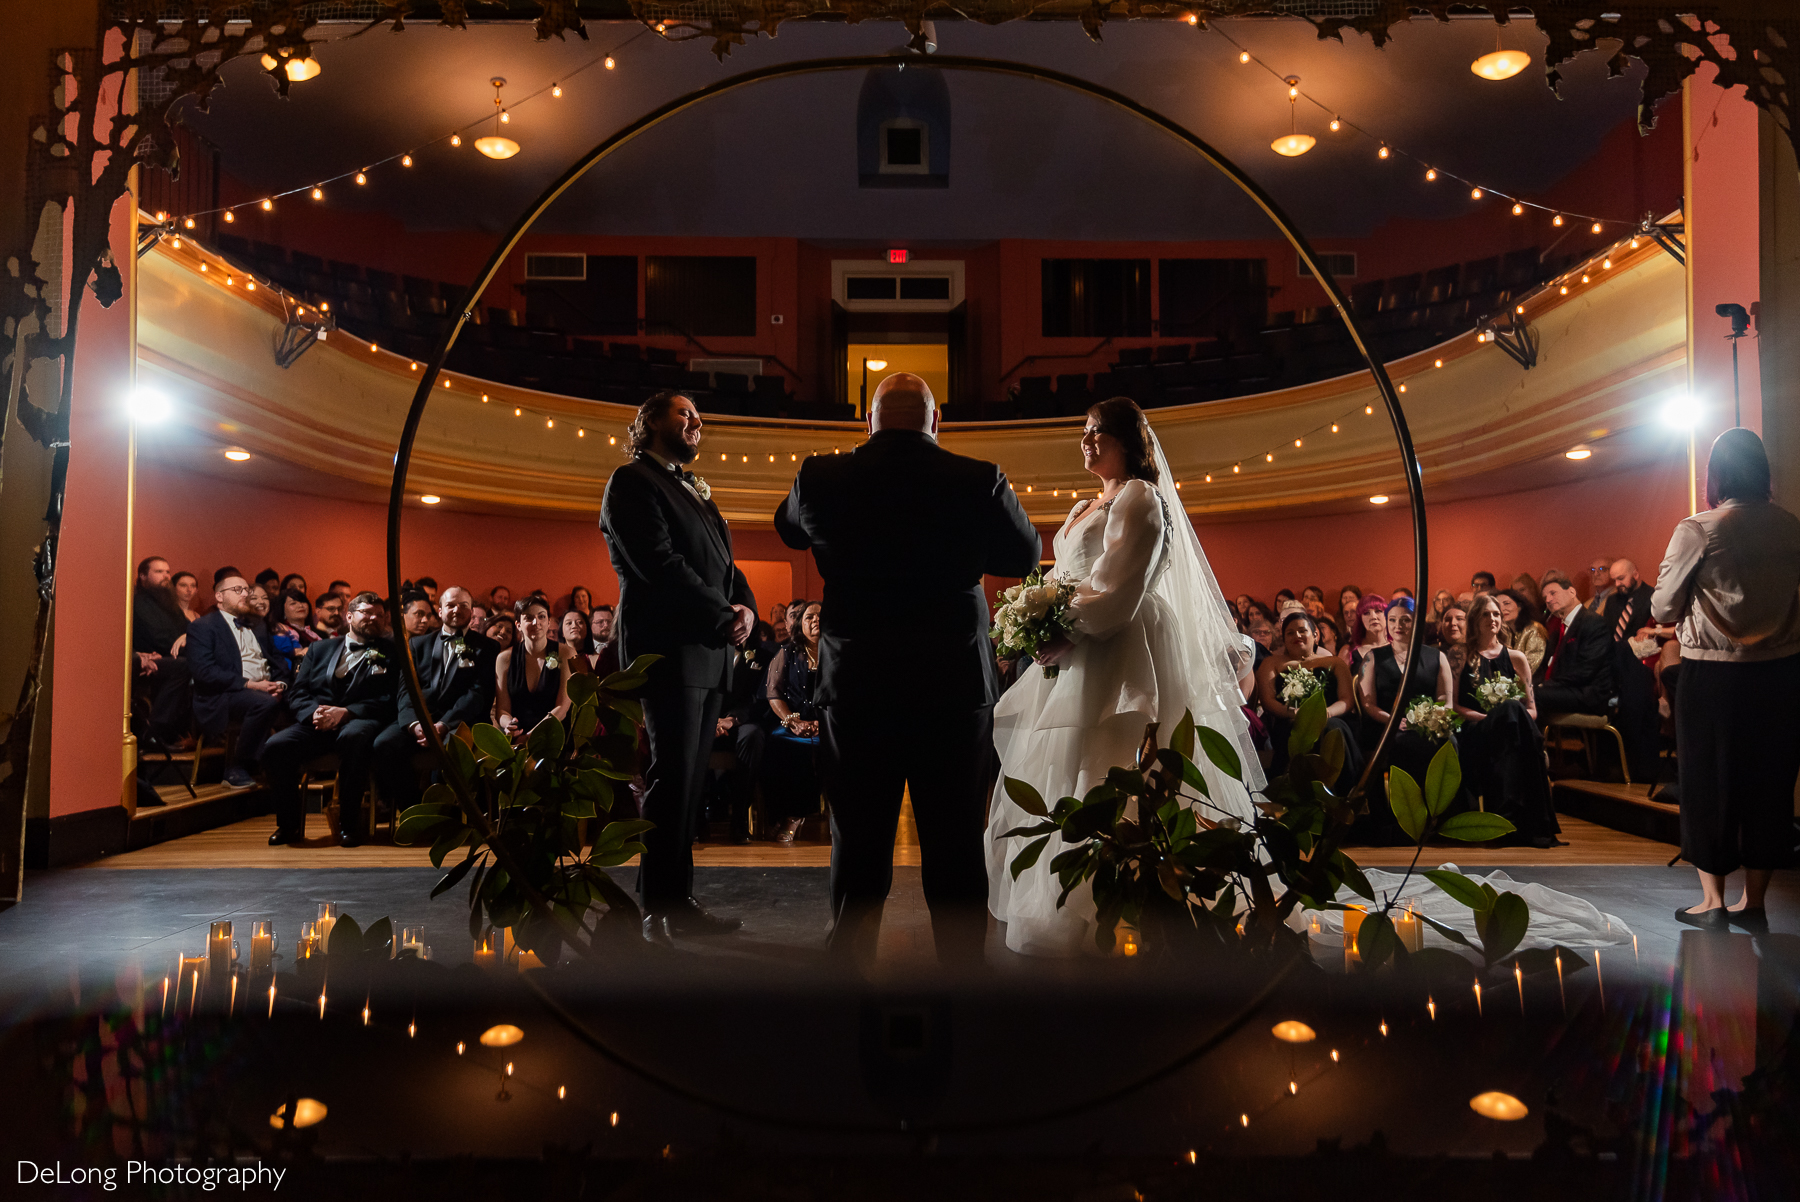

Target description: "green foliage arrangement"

left=395, top=657, right=662, bottom=962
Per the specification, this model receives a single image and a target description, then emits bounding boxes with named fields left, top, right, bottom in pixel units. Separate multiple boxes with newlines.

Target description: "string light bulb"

left=223, top=210, right=235, bottom=222
left=552, top=83, right=563, bottom=98
left=1591, top=222, right=1603, bottom=234
left=476, top=78, right=521, bottom=159
left=1204, top=474, right=1212, bottom=483
left=450, top=134, right=462, bottom=147
left=1329, top=116, right=1341, bottom=131
left=1470, top=187, right=1482, bottom=200
left=401, top=154, right=413, bottom=167
left=605, top=56, right=616, bottom=70
left=1377, top=144, right=1389, bottom=159
left=1512, top=202, right=1523, bottom=215
left=1238, top=50, right=1251, bottom=64
left=184, top=217, right=195, bottom=229
left=260, top=198, right=273, bottom=211
left=1425, top=167, right=1438, bottom=182
left=311, top=186, right=324, bottom=200
left=1552, top=213, right=1564, bottom=226
left=355, top=171, right=367, bottom=185
left=1603, top=258, right=1613, bottom=269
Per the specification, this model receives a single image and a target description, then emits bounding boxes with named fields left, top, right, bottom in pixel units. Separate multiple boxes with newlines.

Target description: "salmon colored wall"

left=131, top=463, right=818, bottom=617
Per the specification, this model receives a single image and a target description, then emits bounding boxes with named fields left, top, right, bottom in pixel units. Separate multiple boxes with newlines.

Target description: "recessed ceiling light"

left=1369, top=495, right=1390, bottom=505
left=419, top=494, right=441, bottom=504
left=224, top=448, right=251, bottom=461
left=1565, top=446, right=1593, bottom=460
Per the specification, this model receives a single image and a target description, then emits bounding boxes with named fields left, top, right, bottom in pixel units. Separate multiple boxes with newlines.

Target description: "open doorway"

left=846, top=342, right=950, bottom=415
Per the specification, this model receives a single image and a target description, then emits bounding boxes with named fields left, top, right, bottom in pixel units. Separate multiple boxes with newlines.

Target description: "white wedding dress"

left=986, top=443, right=1266, bottom=957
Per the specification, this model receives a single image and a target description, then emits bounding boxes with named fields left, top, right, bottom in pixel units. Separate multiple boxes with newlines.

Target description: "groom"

left=775, top=373, right=1040, bottom=962
left=601, top=391, right=758, bottom=945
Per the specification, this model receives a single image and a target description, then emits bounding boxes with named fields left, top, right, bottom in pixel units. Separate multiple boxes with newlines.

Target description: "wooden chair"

left=189, top=724, right=237, bottom=788
left=1541, top=710, right=1631, bottom=787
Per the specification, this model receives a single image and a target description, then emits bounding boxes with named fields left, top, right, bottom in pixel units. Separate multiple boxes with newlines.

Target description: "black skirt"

left=1676, top=653, right=1800, bottom=874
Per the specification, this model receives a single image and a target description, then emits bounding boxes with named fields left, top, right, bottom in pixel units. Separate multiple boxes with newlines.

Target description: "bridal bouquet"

left=1473, top=674, right=1525, bottom=712
left=1276, top=662, right=1323, bottom=708
left=992, top=571, right=1078, bottom=678
left=1402, top=697, right=1461, bottom=742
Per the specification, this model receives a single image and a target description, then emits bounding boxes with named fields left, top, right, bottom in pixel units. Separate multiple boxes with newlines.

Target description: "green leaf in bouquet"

left=1402, top=946, right=1479, bottom=984
left=1424, top=740, right=1462, bottom=816
left=567, top=673, right=599, bottom=706
left=1011, top=835, right=1053, bottom=879
left=431, top=852, right=478, bottom=898
left=1418, top=912, right=1477, bottom=950
left=327, top=914, right=363, bottom=957
left=362, top=917, right=393, bottom=958
left=1000, top=821, right=1058, bottom=839
left=1003, top=776, right=1048, bottom=817
left=1388, top=767, right=1428, bottom=843
left=1317, top=725, right=1347, bottom=784
left=1331, top=850, right=1375, bottom=901
left=1063, top=796, right=1123, bottom=843
left=1437, top=811, right=1516, bottom=843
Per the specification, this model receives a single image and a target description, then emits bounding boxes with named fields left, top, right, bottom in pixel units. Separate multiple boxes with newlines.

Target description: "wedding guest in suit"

left=1584, top=556, right=1615, bottom=612
left=1654, top=429, right=1800, bottom=933
left=312, top=592, right=345, bottom=639
left=488, top=585, right=512, bottom=613
left=602, top=391, right=759, bottom=944
left=376, top=586, right=499, bottom=812
left=776, top=372, right=1040, bottom=962
left=1359, top=597, right=1456, bottom=842
left=763, top=600, right=824, bottom=844
left=1603, top=558, right=1661, bottom=783
left=1471, top=570, right=1497, bottom=596
left=261, top=591, right=399, bottom=847
left=188, top=574, right=290, bottom=789
left=131, top=556, right=193, bottom=748
left=495, top=596, right=575, bottom=740
left=400, top=590, right=437, bottom=638
left=710, top=621, right=777, bottom=845
left=1535, top=570, right=1614, bottom=718
left=1496, top=589, right=1549, bottom=677
left=590, top=604, right=614, bottom=646
left=172, top=570, right=202, bottom=622
left=1454, top=593, right=1560, bottom=846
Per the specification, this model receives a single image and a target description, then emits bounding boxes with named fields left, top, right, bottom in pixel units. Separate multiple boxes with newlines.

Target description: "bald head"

left=1609, top=558, right=1641, bottom=591
left=869, top=373, right=937, bottom=436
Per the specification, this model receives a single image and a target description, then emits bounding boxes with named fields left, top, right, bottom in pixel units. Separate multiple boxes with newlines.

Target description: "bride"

left=985, top=397, right=1265, bottom=956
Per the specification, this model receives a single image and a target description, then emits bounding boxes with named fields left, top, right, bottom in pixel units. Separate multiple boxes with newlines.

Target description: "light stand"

left=1714, top=302, right=1751, bottom=428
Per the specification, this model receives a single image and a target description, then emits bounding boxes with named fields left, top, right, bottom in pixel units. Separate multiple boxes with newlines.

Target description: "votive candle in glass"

left=249, top=921, right=275, bottom=973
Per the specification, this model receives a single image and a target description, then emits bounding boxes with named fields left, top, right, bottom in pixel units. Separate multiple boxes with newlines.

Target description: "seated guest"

left=415, top=576, right=440, bottom=605
left=1391, top=586, right=1414, bottom=601
left=188, top=574, right=291, bottom=789
left=1299, top=584, right=1327, bottom=619
left=1359, top=597, right=1456, bottom=841
left=1435, top=602, right=1469, bottom=676
left=1584, top=556, right=1614, bottom=613
left=1510, top=572, right=1544, bottom=617
left=766, top=602, right=790, bottom=644
left=566, top=585, right=593, bottom=617
left=495, top=596, right=574, bottom=741
left=1231, top=594, right=1253, bottom=624
left=1274, top=588, right=1297, bottom=610
left=247, top=583, right=273, bottom=625
left=280, top=573, right=308, bottom=599
left=1314, top=614, right=1341, bottom=656
left=1255, top=608, right=1363, bottom=792
left=711, top=621, right=777, bottom=844
left=254, top=568, right=281, bottom=596
left=1603, top=557, right=1661, bottom=783
left=591, top=604, right=614, bottom=646
left=377, top=586, right=498, bottom=811
left=1535, top=569, right=1614, bottom=717
left=485, top=613, right=517, bottom=654
left=261, top=592, right=399, bottom=847
left=467, top=604, right=490, bottom=635
left=312, top=591, right=345, bottom=639
left=488, top=585, right=512, bottom=613
left=399, top=589, right=437, bottom=638
left=172, top=570, right=202, bottom=622
left=267, top=588, right=322, bottom=674
left=213, top=565, right=243, bottom=587
left=1243, top=605, right=1275, bottom=653
left=560, top=608, right=599, bottom=671
left=328, top=580, right=352, bottom=601
left=1337, top=585, right=1363, bottom=634
left=1454, top=594, right=1560, bottom=846
left=1342, top=592, right=1391, bottom=674
left=1425, top=589, right=1455, bottom=643
left=1471, top=570, right=1497, bottom=595
left=1496, top=589, right=1549, bottom=677
left=764, top=600, right=825, bottom=844
left=132, top=556, right=194, bottom=748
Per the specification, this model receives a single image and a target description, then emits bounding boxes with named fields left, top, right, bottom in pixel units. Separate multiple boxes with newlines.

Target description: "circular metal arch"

left=386, top=53, right=1427, bottom=801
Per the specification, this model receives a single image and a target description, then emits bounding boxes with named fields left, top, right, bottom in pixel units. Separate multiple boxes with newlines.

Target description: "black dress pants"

left=261, top=718, right=384, bottom=834
left=709, top=721, right=765, bottom=839
left=208, top=688, right=283, bottom=768
left=638, top=677, right=723, bottom=906
left=821, top=701, right=993, bottom=961
left=1613, top=656, right=1662, bottom=783
left=1676, top=654, right=1800, bottom=874
left=137, top=657, right=193, bottom=744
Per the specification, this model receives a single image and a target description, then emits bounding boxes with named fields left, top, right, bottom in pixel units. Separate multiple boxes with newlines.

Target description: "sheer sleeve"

left=764, top=647, right=790, bottom=704
left=1071, top=479, right=1161, bottom=641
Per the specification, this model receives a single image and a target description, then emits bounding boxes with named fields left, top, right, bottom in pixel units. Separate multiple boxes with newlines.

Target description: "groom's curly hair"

left=625, top=390, right=686, bottom=459
left=1087, top=397, right=1159, bottom=483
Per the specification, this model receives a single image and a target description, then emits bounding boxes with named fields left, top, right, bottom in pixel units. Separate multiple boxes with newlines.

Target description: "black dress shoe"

left=1674, top=905, right=1731, bottom=931
left=339, top=829, right=363, bottom=848
left=269, top=829, right=302, bottom=846
left=641, top=913, right=675, bottom=948
left=643, top=898, right=743, bottom=938
left=1727, top=907, right=1769, bottom=934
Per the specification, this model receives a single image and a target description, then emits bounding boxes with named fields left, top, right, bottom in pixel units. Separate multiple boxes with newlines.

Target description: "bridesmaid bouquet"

left=1276, top=662, right=1322, bottom=708
left=1473, top=675, right=1525, bottom=712
left=1402, top=698, right=1461, bottom=742
left=992, top=571, right=1078, bottom=678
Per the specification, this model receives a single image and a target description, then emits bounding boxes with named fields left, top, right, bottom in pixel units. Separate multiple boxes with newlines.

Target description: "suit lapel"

left=641, top=458, right=730, bottom=561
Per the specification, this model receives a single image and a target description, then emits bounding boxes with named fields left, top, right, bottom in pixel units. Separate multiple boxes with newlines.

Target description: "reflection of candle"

left=161, top=976, right=170, bottom=1018
left=1555, top=951, right=1566, bottom=1013
left=268, top=983, right=276, bottom=1018
left=1515, top=964, right=1525, bottom=1015
left=1342, top=906, right=1366, bottom=968
left=250, top=921, right=274, bottom=973
left=1393, top=908, right=1422, bottom=953
left=1473, top=981, right=1483, bottom=1016
left=1595, top=949, right=1605, bottom=1010
left=1427, top=995, right=1436, bottom=1021
left=229, top=974, right=238, bottom=1016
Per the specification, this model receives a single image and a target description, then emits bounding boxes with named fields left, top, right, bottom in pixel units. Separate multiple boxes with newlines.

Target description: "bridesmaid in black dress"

left=1358, top=597, right=1457, bottom=842
left=1254, top=609, right=1365, bottom=792
left=1453, top=594, right=1562, bottom=847
left=496, top=597, right=573, bottom=741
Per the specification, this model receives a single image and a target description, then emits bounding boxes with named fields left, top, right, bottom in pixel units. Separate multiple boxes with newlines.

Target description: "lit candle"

left=472, top=929, right=499, bottom=970
left=297, top=921, right=321, bottom=961
left=1393, top=907, right=1422, bottom=953
left=250, top=921, right=274, bottom=974
left=209, top=920, right=234, bottom=983
left=399, top=926, right=426, bottom=959
left=317, top=903, right=339, bottom=951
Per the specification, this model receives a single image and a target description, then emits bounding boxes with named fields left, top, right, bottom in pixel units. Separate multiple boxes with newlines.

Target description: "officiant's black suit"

left=775, top=429, right=1041, bottom=957
left=261, top=635, right=400, bottom=840
left=601, top=454, right=757, bottom=906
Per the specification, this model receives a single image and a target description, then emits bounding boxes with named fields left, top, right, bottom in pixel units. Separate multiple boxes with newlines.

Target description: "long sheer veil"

left=1146, top=425, right=1266, bottom=794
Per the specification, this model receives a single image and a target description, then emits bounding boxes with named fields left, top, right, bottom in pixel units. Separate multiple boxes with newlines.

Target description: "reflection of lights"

left=865, top=359, right=888, bottom=371
left=480, top=1024, right=524, bottom=1047
left=1469, top=1091, right=1529, bottom=1121
left=269, top=1099, right=328, bottom=1129
left=1271, top=1021, right=1316, bottom=1043
left=1470, top=49, right=1530, bottom=81
left=419, top=495, right=442, bottom=505
left=260, top=54, right=322, bottom=82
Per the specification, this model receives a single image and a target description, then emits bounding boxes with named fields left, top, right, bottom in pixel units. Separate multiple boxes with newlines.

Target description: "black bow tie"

left=233, top=617, right=257, bottom=631
left=672, top=465, right=697, bottom=487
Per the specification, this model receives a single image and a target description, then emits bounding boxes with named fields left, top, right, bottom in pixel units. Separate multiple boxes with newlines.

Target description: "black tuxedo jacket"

left=600, top=454, right=756, bottom=690
left=287, top=635, right=400, bottom=727
left=397, top=628, right=499, bottom=732
left=1601, top=582, right=1656, bottom=671
left=1540, top=603, right=1615, bottom=708
left=774, top=429, right=1042, bottom=710
left=186, top=610, right=292, bottom=730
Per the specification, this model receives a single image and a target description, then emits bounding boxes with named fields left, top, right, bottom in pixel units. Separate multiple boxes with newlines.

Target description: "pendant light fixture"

left=475, top=77, right=521, bottom=160
left=1470, top=30, right=1530, bottom=81
left=1270, top=77, right=1315, bottom=158
left=259, top=50, right=321, bottom=82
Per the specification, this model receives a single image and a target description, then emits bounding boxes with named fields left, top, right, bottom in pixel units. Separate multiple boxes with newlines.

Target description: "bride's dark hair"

left=1087, top=397, right=1159, bottom=483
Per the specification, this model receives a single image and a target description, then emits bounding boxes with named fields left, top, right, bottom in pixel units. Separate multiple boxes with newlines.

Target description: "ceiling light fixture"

left=224, top=448, right=251, bottom=461
left=260, top=52, right=322, bottom=83
left=1270, top=79, right=1315, bottom=158
left=1369, top=494, right=1390, bottom=504
left=419, top=494, right=442, bottom=505
left=476, top=77, right=521, bottom=160
left=1565, top=446, right=1592, bottom=460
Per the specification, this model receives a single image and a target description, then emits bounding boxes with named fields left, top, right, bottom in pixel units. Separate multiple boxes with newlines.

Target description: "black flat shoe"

left=1727, top=907, right=1769, bottom=934
left=1674, top=905, right=1731, bottom=931
left=339, top=830, right=363, bottom=848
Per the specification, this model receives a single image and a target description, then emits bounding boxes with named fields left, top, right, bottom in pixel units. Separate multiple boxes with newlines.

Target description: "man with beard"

left=131, top=556, right=194, bottom=749
left=600, top=391, right=757, bottom=945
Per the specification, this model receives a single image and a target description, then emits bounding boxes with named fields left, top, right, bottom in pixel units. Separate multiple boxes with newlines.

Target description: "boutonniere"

left=691, top=475, right=711, bottom=501
left=449, top=633, right=475, bottom=667
left=543, top=652, right=561, bottom=671
left=364, top=646, right=388, bottom=674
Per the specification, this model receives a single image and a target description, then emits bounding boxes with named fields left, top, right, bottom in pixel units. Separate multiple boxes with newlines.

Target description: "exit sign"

left=888, top=248, right=909, bottom=264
